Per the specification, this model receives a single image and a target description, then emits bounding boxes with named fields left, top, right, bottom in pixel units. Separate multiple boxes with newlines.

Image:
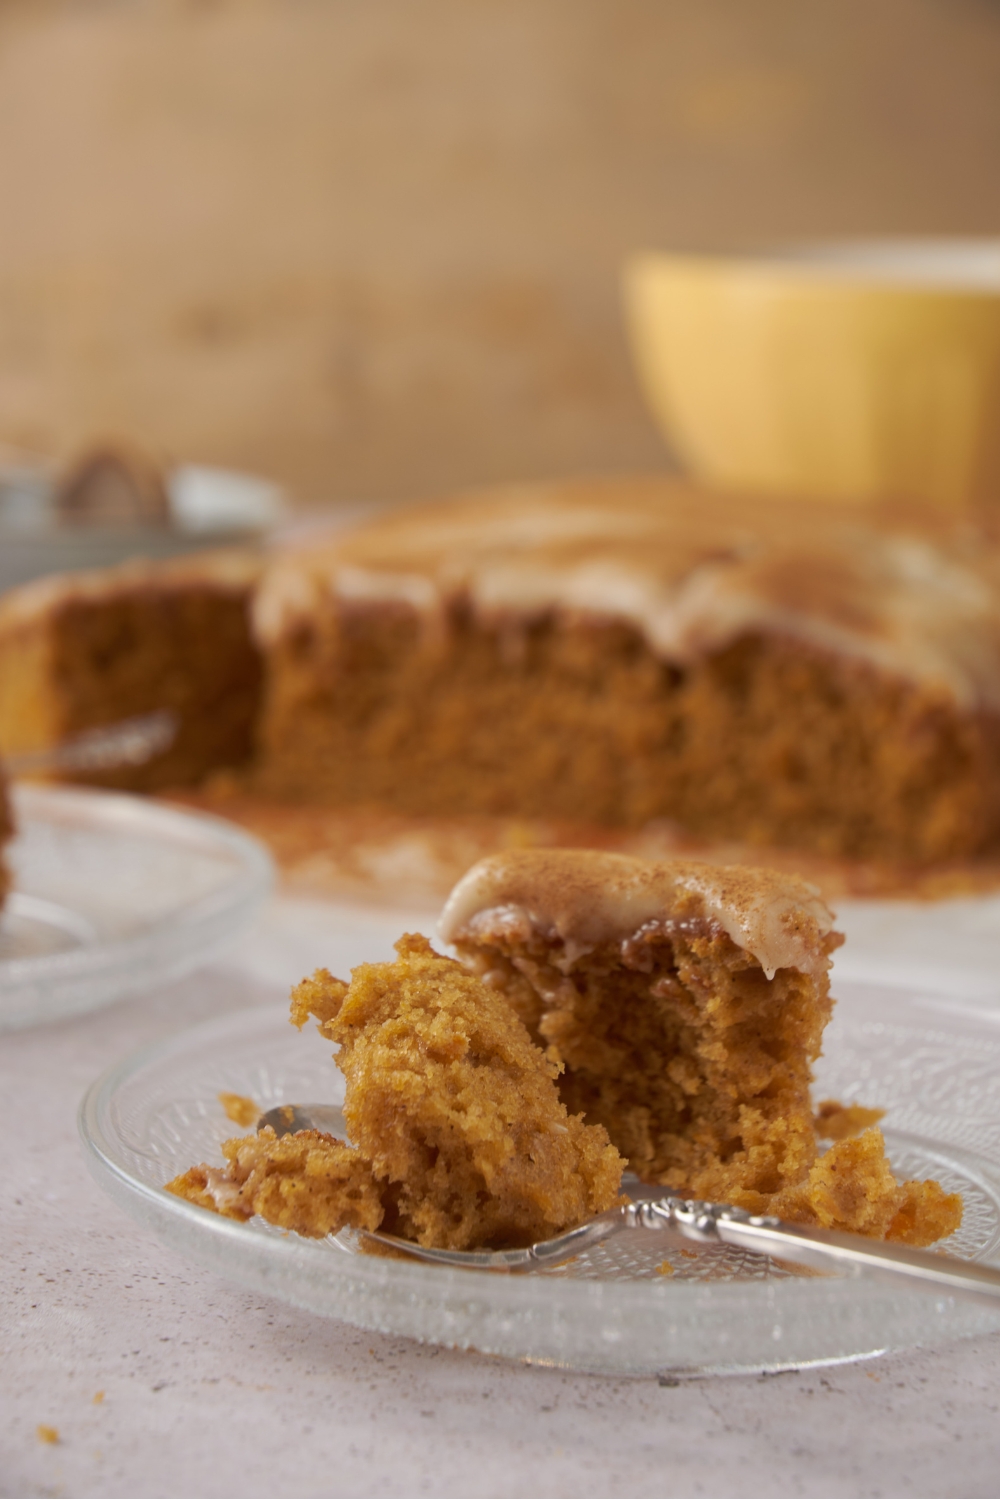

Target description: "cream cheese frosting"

left=439, top=848, right=839, bottom=981
left=253, top=477, right=1000, bottom=711
left=0, top=548, right=262, bottom=634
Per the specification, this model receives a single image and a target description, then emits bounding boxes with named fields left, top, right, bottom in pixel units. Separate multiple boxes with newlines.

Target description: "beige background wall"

left=1, top=0, right=999, bottom=503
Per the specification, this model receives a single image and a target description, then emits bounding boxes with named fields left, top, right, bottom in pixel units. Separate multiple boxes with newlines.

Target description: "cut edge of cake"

left=249, top=478, right=1000, bottom=862
left=440, top=848, right=962, bottom=1247
left=0, top=547, right=264, bottom=792
left=167, top=933, right=625, bottom=1250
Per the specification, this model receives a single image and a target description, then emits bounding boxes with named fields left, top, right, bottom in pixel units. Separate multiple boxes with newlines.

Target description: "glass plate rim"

left=5, top=784, right=274, bottom=975
left=1, top=784, right=274, bottom=1028
left=78, top=1001, right=1000, bottom=1364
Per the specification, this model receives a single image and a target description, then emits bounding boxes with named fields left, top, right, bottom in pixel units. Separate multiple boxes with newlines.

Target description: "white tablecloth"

left=4, top=895, right=1000, bottom=1498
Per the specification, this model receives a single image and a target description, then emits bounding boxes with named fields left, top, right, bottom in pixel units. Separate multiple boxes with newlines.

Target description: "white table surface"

left=4, top=894, right=1000, bottom=1499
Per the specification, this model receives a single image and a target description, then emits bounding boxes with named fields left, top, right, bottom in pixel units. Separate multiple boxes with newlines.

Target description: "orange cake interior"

left=0, top=550, right=263, bottom=792
left=442, top=849, right=962, bottom=1245
left=169, top=853, right=962, bottom=1254
left=167, top=933, right=624, bottom=1249
left=251, top=476, right=1000, bottom=864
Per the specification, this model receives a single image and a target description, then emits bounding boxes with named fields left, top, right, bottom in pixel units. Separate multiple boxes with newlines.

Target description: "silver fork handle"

left=635, top=1198, right=1000, bottom=1308
left=7, top=710, right=177, bottom=775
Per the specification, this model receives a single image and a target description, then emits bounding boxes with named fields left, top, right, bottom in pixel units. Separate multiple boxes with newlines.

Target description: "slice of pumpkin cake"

left=251, top=476, right=1000, bottom=864
left=168, top=934, right=624, bottom=1249
left=440, top=848, right=961, bottom=1246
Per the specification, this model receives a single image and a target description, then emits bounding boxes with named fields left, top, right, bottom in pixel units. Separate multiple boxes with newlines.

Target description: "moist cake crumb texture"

left=167, top=1128, right=384, bottom=1237
left=168, top=933, right=625, bottom=1249
left=217, top=1091, right=262, bottom=1128
left=445, top=849, right=961, bottom=1246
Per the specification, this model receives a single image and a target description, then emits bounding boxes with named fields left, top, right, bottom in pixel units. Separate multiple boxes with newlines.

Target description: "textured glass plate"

left=80, top=982, right=1000, bottom=1377
left=0, top=785, right=273, bottom=1030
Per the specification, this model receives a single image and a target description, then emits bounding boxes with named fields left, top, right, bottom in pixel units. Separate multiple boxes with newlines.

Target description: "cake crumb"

left=815, top=1099, right=886, bottom=1141
left=171, top=934, right=624, bottom=1250
left=36, top=1425, right=59, bottom=1445
left=92, top=1391, right=105, bottom=1405
left=657, top=1260, right=675, bottom=1276
left=218, top=1091, right=260, bottom=1127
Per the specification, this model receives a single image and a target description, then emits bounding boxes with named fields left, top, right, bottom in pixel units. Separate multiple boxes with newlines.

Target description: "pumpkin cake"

left=170, top=855, right=961, bottom=1253
left=167, top=933, right=625, bottom=1249
left=251, top=475, right=1000, bottom=864
left=441, top=849, right=962, bottom=1245
left=0, top=549, right=263, bottom=792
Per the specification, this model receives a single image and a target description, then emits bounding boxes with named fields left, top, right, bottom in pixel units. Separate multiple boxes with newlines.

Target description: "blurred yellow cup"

left=623, top=240, right=1000, bottom=511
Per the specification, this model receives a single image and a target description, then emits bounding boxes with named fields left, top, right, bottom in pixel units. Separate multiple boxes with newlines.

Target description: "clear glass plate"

left=0, top=784, right=273, bottom=1030
left=79, top=980, right=1000, bottom=1378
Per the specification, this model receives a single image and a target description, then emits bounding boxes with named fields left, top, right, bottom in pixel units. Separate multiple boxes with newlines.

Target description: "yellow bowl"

left=623, top=240, right=1000, bottom=511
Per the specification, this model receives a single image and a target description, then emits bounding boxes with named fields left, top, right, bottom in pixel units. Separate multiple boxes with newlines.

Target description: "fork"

left=256, top=1103, right=1000, bottom=1308
left=6, top=709, right=177, bottom=776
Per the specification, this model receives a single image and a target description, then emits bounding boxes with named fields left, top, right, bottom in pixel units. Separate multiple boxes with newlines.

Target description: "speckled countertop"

left=3, top=896, right=1000, bottom=1499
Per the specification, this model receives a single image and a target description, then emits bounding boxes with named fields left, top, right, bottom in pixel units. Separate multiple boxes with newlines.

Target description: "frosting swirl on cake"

left=439, top=848, right=839, bottom=981
left=254, top=477, right=1000, bottom=710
